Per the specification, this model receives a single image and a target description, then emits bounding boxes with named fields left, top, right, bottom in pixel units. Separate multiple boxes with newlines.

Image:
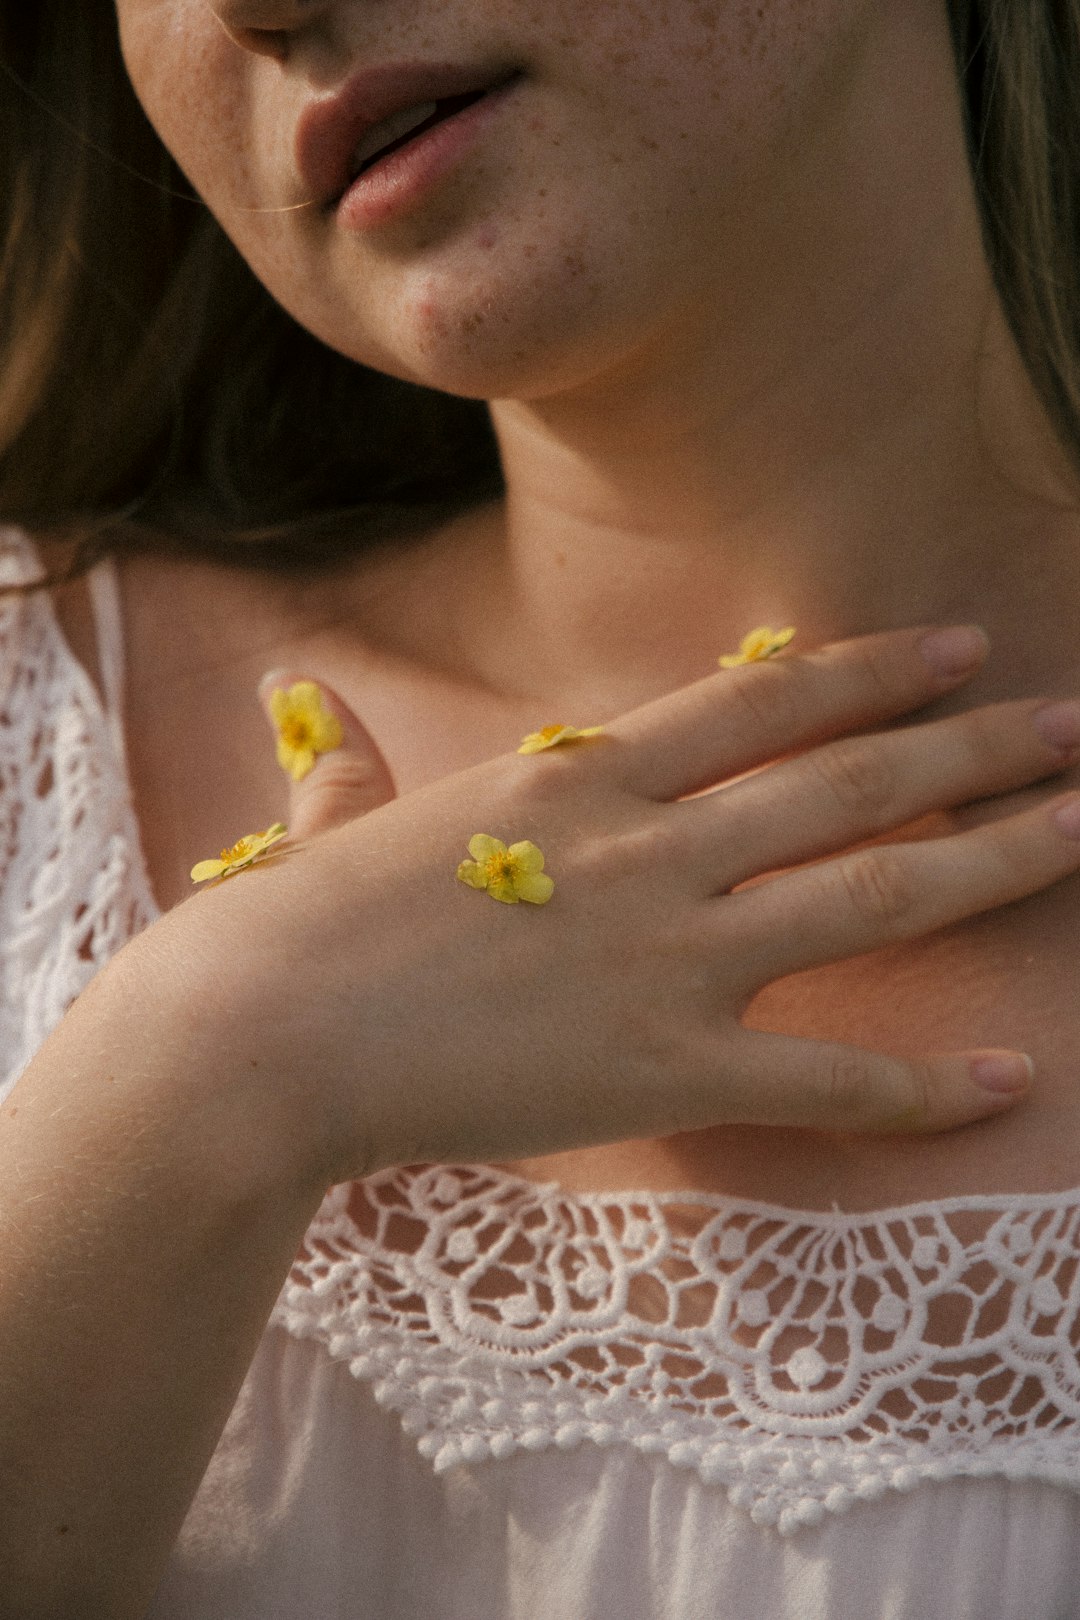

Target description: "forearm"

left=0, top=937, right=329, bottom=1619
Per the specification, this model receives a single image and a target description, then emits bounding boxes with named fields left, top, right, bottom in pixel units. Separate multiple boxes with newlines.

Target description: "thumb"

left=257, top=671, right=396, bottom=841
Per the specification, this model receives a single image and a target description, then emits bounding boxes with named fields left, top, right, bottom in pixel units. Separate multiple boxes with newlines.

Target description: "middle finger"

left=677, top=698, right=1080, bottom=892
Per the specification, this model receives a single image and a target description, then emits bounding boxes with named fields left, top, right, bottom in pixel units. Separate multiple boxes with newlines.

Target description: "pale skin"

left=8, top=3, right=1080, bottom=1605
left=92, top=0, right=1080, bottom=1207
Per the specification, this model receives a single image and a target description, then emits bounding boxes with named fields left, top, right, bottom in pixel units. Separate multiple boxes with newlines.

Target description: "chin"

left=302, top=266, right=645, bottom=405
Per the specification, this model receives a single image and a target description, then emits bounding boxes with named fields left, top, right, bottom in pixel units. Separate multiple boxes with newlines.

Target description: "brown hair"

left=1, top=4, right=1078, bottom=592
left=0, top=5, right=503, bottom=590
left=946, top=0, right=1080, bottom=472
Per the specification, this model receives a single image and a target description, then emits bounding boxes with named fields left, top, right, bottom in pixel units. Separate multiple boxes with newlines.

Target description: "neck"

left=458, top=6, right=1080, bottom=715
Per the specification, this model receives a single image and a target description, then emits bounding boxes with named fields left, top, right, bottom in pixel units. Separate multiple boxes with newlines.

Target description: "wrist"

left=82, top=917, right=339, bottom=1205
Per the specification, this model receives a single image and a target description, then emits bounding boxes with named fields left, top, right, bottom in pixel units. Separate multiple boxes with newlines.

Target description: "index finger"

left=603, top=624, right=990, bottom=801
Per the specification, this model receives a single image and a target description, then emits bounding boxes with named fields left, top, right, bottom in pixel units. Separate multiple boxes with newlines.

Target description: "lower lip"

left=336, top=76, right=522, bottom=232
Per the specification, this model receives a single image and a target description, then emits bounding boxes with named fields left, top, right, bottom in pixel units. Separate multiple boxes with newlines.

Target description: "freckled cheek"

left=123, top=28, right=267, bottom=219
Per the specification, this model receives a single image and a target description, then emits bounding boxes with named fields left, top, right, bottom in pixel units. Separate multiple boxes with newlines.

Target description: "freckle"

left=56, top=1525, right=70, bottom=1536
left=249, top=1059, right=258, bottom=1069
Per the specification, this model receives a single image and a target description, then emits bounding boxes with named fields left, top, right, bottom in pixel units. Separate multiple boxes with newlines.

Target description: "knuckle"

left=305, top=754, right=382, bottom=801
left=850, top=639, right=908, bottom=709
left=818, top=1049, right=868, bottom=1116
left=903, top=1059, right=937, bottom=1125
left=727, top=660, right=802, bottom=740
left=837, top=846, right=915, bottom=927
left=960, top=701, right=1005, bottom=761
left=811, top=738, right=896, bottom=823
left=577, top=819, right=676, bottom=884
left=295, top=758, right=385, bottom=830
left=510, top=743, right=592, bottom=808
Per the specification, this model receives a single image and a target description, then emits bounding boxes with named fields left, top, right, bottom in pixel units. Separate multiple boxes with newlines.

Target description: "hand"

left=161, top=626, right=1080, bottom=1186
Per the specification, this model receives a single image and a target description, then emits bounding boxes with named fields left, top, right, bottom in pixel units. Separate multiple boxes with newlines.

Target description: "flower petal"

left=467, top=833, right=506, bottom=863
left=514, top=872, right=555, bottom=904
left=287, top=747, right=317, bottom=783
left=508, top=840, right=545, bottom=872
left=487, top=877, right=521, bottom=903
left=719, top=625, right=796, bottom=667
left=190, top=858, right=228, bottom=883
left=248, top=824, right=288, bottom=855
left=517, top=723, right=603, bottom=754
left=312, top=712, right=344, bottom=750
left=457, top=860, right=490, bottom=889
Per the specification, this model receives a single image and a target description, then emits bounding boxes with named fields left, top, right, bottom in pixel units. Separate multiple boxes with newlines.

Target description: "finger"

left=257, top=671, right=396, bottom=842
left=683, top=696, right=1080, bottom=890
left=604, top=624, right=989, bottom=801
left=710, top=1028, right=1034, bottom=1134
left=726, top=790, right=1080, bottom=987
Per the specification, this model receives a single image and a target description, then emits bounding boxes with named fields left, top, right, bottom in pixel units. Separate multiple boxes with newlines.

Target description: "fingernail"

left=1032, top=701, right=1080, bottom=756
left=258, top=669, right=290, bottom=704
left=970, top=1051, right=1035, bottom=1094
left=1051, top=794, right=1080, bottom=840
left=918, top=625, right=990, bottom=680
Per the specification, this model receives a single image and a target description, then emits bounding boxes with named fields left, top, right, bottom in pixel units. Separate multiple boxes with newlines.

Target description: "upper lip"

left=295, top=60, right=521, bottom=209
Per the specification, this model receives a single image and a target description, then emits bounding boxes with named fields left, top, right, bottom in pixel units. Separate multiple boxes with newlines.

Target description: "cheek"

left=117, top=6, right=269, bottom=233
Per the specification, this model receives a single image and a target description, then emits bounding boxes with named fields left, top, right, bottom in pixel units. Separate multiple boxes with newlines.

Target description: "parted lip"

left=295, top=60, right=522, bottom=210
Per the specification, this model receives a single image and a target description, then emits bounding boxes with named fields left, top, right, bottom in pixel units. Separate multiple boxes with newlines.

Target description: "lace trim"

left=6, top=522, right=1080, bottom=1534
left=274, top=1164, right=1080, bottom=1534
left=0, top=530, right=157, bottom=1100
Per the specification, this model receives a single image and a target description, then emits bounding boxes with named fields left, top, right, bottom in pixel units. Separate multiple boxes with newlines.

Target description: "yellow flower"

left=718, top=625, right=796, bottom=668
left=456, top=835, right=555, bottom=904
left=268, top=681, right=343, bottom=782
left=517, top=723, right=604, bottom=755
left=190, top=823, right=288, bottom=885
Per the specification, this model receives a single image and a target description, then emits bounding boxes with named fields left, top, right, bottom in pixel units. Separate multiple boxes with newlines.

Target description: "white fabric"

left=3, top=524, right=1080, bottom=1618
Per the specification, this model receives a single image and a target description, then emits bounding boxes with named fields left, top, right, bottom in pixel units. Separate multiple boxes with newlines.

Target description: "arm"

left=2, top=623, right=1078, bottom=1615
left=0, top=934, right=330, bottom=1620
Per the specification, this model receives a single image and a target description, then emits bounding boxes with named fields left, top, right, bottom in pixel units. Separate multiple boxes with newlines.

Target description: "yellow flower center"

left=539, top=725, right=564, bottom=741
left=221, top=837, right=255, bottom=863
left=488, top=853, right=518, bottom=881
left=280, top=717, right=314, bottom=747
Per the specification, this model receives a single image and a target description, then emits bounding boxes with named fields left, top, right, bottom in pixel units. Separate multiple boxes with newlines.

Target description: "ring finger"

left=678, top=698, right=1080, bottom=892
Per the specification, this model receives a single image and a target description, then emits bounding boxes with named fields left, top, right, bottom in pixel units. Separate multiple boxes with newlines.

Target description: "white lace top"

left=3, top=525, right=1080, bottom=1619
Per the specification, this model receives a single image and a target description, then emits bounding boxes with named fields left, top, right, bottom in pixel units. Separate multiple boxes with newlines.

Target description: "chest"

left=55, top=560, right=1080, bottom=1212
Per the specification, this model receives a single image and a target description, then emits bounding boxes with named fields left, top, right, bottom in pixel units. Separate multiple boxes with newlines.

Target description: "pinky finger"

left=718, top=1029, right=1034, bottom=1135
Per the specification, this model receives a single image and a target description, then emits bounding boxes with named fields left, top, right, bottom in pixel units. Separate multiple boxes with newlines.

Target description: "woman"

left=2, top=1, right=1080, bottom=1614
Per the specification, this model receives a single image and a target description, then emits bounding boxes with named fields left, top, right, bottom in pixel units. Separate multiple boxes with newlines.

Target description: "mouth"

left=296, top=63, right=524, bottom=213
left=344, top=88, right=503, bottom=189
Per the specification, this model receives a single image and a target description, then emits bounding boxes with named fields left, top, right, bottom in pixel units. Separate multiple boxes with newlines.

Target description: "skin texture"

left=114, top=0, right=1080, bottom=711
left=5, top=9, right=1080, bottom=1609
left=104, top=0, right=1080, bottom=1213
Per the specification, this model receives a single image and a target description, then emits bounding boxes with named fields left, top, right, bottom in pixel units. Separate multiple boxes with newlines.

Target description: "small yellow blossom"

left=456, top=834, right=554, bottom=904
left=268, top=681, right=343, bottom=782
left=190, top=823, right=288, bottom=885
left=718, top=625, right=797, bottom=668
left=517, top=723, right=604, bottom=755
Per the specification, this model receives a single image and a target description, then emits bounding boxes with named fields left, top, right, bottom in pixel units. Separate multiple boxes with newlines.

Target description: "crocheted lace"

left=276, top=1166, right=1080, bottom=1534
left=0, top=532, right=156, bottom=1099
left=4, top=524, right=1080, bottom=1536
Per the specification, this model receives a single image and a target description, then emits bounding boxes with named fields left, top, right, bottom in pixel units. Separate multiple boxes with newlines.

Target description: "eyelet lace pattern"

left=275, top=1165, right=1080, bottom=1534
left=5, top=525, right=1080, bottom=1536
